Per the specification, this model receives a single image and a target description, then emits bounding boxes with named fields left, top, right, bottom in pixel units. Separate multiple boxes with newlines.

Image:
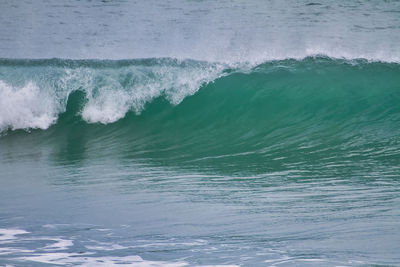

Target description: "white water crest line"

left=0, top=59, right=227, bottom=131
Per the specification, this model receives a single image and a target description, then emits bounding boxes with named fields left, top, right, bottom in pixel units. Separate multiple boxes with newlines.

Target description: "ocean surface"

left=1, top=1, right=400, bottom=266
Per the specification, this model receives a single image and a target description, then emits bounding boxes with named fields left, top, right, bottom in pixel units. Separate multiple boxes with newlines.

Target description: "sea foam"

left=0, top=81, right=59, bottom=131
left=0, top=59, right=226, bottom=131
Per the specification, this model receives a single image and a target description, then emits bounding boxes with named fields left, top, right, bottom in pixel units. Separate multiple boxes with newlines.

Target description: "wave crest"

left=0, top=80, right=59, bottom=130
left=0, top=56, right=399, bottom=133
left=0, top=58, right=226, bottom=130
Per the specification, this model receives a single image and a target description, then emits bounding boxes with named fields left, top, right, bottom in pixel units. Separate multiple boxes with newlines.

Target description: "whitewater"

left=1, top=1, right=400, bottom=266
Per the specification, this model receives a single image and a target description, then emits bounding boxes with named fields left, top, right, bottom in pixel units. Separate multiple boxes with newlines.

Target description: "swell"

left=1, top=56, right=400, bottom=172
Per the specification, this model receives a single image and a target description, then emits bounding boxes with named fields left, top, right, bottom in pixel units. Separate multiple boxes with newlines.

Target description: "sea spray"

left=0, top=58, right=226, bottom=130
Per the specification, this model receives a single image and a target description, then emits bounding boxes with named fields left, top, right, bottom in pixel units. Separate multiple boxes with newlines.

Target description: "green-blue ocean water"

left=1, top=57, right=400, bottom=266
left=2, top=0, right=400, bottom=266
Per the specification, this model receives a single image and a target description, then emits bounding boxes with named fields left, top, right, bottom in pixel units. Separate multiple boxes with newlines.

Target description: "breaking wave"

left=1, top=56, right=400, bottom=172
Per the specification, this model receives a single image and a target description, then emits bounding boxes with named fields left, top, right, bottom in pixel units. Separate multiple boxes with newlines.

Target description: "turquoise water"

left=1, top=1, right=400, bottom=266
left=1, top=57, right=400, bottom=266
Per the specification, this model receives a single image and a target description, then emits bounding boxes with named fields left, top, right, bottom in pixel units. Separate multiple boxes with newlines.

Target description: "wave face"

left=1, top=57, right=400, bottom=172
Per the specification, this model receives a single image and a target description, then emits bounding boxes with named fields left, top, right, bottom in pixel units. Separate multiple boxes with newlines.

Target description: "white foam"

left=0, top=247, right=34, bottom=255
left=18, top=254, right=188, bottom=267
left=0, top=228, right=236, bottom=267
left=82, top=89, right=131, bottom=124
left=0, top=81, right=59, bottom=131
left=17, top=253, right=241, bottom=267
left=81, top=61, right=225, bottom=124
left=43, top=238, right=74, bottom=251
left=0, top=60, right=226, bottom=131
left=0, top=229, right=30, bottom=241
